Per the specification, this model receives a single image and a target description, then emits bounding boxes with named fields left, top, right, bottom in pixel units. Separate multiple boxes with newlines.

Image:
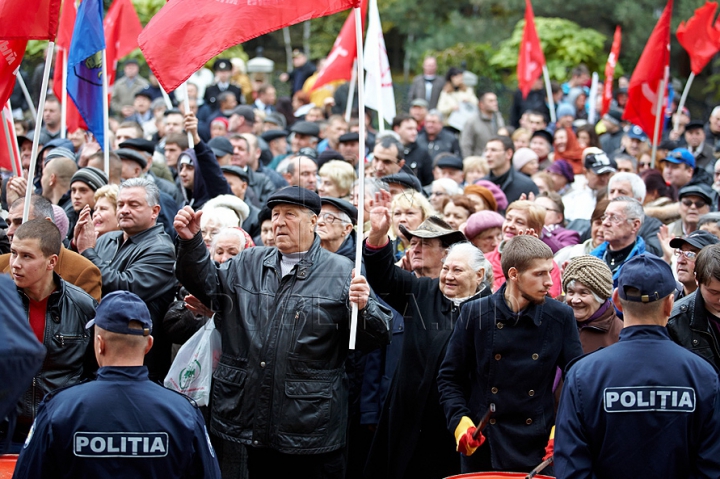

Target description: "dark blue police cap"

left=266, top=186, right=322, bottom=215
left=86, top=291, right=153, bottom=336
left=617, top=254, right=677, bottom=303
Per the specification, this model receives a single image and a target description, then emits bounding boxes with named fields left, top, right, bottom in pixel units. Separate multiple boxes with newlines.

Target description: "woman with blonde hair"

left=390, top=190, right=435, bottom=260
left=318, top=160, right=357, bottom=200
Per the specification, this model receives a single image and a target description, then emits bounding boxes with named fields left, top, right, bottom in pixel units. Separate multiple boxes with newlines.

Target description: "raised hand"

left=174, top=206, right=203, bottom=240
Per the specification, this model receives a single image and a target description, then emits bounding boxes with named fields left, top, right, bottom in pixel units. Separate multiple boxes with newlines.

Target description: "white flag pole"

left=674, top=72, right=694, bottom=132
left=15, top=71, right=37, bottom=119
left=7, top=98, right=22, bottom=178
left=345, top=60, right=357, bottom=123
left=542, top=65, right=556, bottom=124
left=159, top=85, right=173, bottom=110
left=650, top=71, right=668, bottom=169
left=101, top=49, right=110, bottom=175
left=23, top=42, right=55, bottom=223
left=350, top=5, right=366, bottom=350
left=1, top=105, right=18, bottom=177
left=182, top=81, right=195, bottom=148
left=60, top=49, right=68, bottom=139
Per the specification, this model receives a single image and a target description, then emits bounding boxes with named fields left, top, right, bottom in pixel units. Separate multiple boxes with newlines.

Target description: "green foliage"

left=131, top=0, right=165, bottom=26
left=490, top=17, right=607, bottom=82
left=426, top=42, right=503, bottom=84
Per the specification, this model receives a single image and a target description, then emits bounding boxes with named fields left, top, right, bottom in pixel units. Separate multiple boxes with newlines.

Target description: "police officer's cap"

left=86, top=291, right=152, bottom=336
left=213, top=59, right=232, bottom=72
left=617, top=254, right=677, bottom=303
left=266, top=186, right=322, bottom=216
left=115, top=148, right=148, bottom=169
left=321, top=197, right=358, bottom=225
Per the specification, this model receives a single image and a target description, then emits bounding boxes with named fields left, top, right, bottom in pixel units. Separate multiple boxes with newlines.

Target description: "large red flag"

left=311, top=0, right=367, bottom=92
left=676, top=2, right=720, bottom=75
left=104, top=0, right=143, bottom=88
left=601, top=26, right=622, bottom=117
left=53, top=0, right=86, bottom=134
left=623, top=0, right=673, bottom=141
left=517, top=0, right=546, bottom=99
left=139, top=0, right=361, bottom=92
left=0, top=0, right=61, bottom=40
left=0, top=40, right=27, bottom=107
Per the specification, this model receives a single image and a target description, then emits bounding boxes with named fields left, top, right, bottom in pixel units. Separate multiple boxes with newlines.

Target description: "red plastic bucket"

left=446, top=473, right=553, bottom=479
left=0, top=455, right=18, bottom=479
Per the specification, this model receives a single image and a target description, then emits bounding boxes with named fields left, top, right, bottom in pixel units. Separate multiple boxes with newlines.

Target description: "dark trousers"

left=246, top=446, right=345, bottom=479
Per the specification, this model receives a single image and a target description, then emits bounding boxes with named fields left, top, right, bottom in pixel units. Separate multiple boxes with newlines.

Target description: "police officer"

left=554, top=254, right=720, bottom=479
left=13, top=291, right=221, bottom=479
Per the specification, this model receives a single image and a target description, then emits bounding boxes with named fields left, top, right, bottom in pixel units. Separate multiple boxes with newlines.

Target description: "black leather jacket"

left=16, top=274, right=97, bottom=433
left=176, top=233, right=391, bottom=454
left=667, top=291, right=720, bottom=372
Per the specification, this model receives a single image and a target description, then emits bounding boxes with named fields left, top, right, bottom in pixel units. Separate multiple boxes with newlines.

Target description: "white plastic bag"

left=164, top=317, right=221, bottom=406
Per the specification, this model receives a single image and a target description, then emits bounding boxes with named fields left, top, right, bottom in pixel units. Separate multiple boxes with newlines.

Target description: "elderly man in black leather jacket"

left=668, top=243, right=720, bottom=372
left=174, top=186, right=391, bottom=479
left=9, top=219, right=97, bottom=446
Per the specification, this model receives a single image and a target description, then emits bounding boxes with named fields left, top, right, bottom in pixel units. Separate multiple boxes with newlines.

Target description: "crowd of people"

left=3, top=52, right=720, bottom=479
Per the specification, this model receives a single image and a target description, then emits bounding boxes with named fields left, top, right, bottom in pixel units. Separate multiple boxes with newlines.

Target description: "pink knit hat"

left=474, top=180, right=508, bottom=212
left=464, top=210, right=505, bottom=240
left=51, top=204, right=69, bottom=239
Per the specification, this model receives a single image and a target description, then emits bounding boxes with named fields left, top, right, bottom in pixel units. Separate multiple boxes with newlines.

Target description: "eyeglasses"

left=318, top=213, right=347, bottom=224
left=681, top=198, right=707, bottom=209
left=674, top=249, right=698, bottom=260
left=600, top=213, right=629, bottom=224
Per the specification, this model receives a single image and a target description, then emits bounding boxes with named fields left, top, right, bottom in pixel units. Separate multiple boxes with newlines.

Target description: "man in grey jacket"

left=174, top=186, right=391, bottom=479
left=460, top=91, right=505, bottom=158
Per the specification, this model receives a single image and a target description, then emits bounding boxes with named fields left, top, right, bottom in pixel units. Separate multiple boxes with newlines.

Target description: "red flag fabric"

left=601, top=26, right=622, bottom=117
left=0, top=40, right=27, bottom=107
left=517, top=0, right=546, bottom=99
left=676, top=2, right=720, bottom=75
left=311, top=0, right=367, bottom=91
left=53, top=0, right=86, bottom=134
left=623, top=0, right=673, bottom=141
left=0, top=0, right=61, bottom=40
left=104, top=0, right=143, bottom=87
left=139, top=0, right=361, bottom=92
left=0, top=103, right=22, bottom=175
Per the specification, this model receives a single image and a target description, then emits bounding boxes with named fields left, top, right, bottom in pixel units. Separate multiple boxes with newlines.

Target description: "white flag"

left=363, top=0, right=395, bottom=127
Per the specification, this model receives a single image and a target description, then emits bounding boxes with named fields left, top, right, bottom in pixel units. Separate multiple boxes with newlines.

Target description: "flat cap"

left=221, top=165, right=249, bottom=183
left=115, top=148, right=147, bottom=169
left=208, top=137, right=234, bottom=158
left=321, top=197, right=358, bottom=225
left=119, top=138, right=156, bottom=156
left=261, top=129, right=289, bottom=143
left=267, top=186, right=322, bottom=215
left=381, top=172, right=422, bottom=192
left=291, top=121, right=320, bottom=137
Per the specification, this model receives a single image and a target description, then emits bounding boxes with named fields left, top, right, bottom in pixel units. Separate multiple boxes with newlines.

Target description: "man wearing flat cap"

left=13, top=291, right=222, bottom=479
left=174, top=186, right=390, bottom=478
left=556, top=254, right=720, bottom=478
left=289, top=120, right=320, bottom=153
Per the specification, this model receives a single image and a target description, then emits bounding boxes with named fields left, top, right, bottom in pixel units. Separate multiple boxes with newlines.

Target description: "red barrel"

left=0, top=455, right=18, bottom=479
left=446, top=473, right=553, bottom=479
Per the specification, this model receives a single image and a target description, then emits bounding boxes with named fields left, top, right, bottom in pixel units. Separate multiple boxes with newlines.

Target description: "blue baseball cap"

left=617, top=254, right=677, bottom=303
left=86, top=291, right=152, bottom=336
left=664, top=148, right=695, bottom=168
left=627, top=124, right=648, bottom=141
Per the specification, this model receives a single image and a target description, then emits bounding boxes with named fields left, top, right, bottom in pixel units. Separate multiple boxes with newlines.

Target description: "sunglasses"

left=681, top=198, right=707, bottom=209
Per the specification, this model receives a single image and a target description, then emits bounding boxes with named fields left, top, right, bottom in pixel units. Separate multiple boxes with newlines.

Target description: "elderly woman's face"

left=439, top=249, right=483, bottom=298
left=212, top=233, right=244, bottom=264
left=565, top=280, right=603, bottom=322
left=318, top=175, right=342, bottom=198
left=202, top=218, right=223, bottom=249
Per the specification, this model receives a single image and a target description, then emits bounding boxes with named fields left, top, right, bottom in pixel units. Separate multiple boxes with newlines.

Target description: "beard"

left=521, top=289, right=547, bottom=306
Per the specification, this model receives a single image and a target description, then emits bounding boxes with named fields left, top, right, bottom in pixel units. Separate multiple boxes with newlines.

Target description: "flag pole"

left=350, top=5, right=366, bottom=350
left=101, top=49, right=110, bottom=175
left=23, top=41, right=55, bottom=223
left=60, top=48, right=68, bottom=139
left=159, top=85, right=173, bottom=110
left=650, top=75, right=667, bottom=170
left=345, top=60, right=357, bottom=122
left=1, top=105, right=19, bottom=177
left=7, top=99, right=22, bottom=178
left=15, top=71, right=37, bottom=120
left=542, top=65, right=556, bottom=124
left=182, top=81, right=195, bottom=148
left=674, top=72, right=694, bottom=132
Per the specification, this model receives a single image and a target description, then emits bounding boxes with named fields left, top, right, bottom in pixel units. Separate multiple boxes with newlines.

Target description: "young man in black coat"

left=438, top=235, right=583, bottom=473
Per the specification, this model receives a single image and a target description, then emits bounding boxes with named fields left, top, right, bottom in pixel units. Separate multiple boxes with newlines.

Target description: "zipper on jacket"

left=54, top=333, right=85, bottom=347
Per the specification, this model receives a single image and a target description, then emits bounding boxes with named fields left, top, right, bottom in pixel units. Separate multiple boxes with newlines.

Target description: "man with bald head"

left=277, top=154, right=318, bottom=192
left=41, top=155, right=78, bottom=206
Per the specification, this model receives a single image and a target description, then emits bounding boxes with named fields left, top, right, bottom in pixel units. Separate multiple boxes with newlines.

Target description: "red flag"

left=0, top=103, right=22, bottom=175
left=517, top=0, right=546, bottom=99
left=0, top=40, right=27, bottom=107
left=601, top=26, right=622, bottom=117
left=0, top=0, right=61, bottom=40
left=677, top=2, right=720, bottom=75
left=104, top=0, right=143, bottom=88
left=139, top=0, right=361, bottom=92
left=52, top=0, right=86, bottom=134
left=311, top=0, right=367, bottom=91
left=623, top=0, right=673, bottom=141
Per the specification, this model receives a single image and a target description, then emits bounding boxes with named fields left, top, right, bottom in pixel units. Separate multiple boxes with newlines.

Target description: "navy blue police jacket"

left=554, top=326, right=720, bottom=479
left=12, top=366, right=221, bottom=479
left=437, top=284, right=583, bottom=471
